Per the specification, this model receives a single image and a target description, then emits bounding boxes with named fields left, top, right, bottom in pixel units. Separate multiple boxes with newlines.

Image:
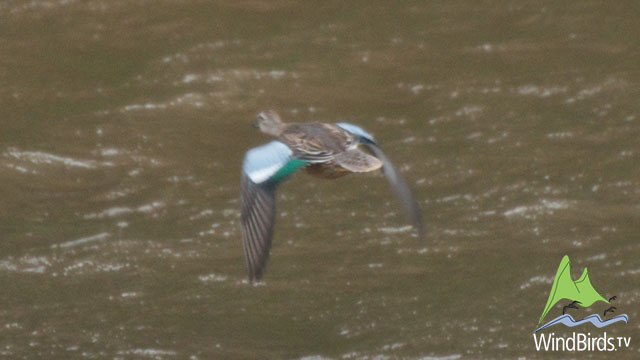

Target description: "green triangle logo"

left=537, top=255, right=609, bottom=327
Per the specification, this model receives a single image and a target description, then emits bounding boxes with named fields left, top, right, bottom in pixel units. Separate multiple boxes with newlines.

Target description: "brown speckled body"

left=278, top=122, right=356, bottom=160
left=305, top=162, right=350, bottom=179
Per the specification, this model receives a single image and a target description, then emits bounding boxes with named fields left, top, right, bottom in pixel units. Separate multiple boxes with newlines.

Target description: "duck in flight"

left=241, top=110, right=424, bottom=281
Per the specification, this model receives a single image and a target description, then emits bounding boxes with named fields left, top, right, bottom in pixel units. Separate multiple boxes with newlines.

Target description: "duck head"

left=254, top=110, right=285, bottom=136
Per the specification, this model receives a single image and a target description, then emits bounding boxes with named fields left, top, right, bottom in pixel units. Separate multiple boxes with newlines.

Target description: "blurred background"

left=1, top=1, right=638, bottom=359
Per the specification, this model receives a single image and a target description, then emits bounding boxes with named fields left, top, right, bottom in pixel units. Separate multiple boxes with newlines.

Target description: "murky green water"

left=1, top=1, right=639, bottom=359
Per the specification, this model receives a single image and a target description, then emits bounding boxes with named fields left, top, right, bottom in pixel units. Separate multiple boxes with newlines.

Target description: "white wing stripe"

left=246, top=163, right=282, bottom=183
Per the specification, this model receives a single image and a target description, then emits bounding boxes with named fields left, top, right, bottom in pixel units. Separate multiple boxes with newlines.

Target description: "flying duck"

left=241, top=110, right=424, bottom=280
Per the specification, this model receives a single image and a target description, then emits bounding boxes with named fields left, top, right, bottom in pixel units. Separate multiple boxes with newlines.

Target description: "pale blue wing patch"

left=336, top=122, right=376, bottom=144
left=242, top=141, right=293, bottom=184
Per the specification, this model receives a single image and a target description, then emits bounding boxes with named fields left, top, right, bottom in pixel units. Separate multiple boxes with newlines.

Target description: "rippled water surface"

left=1, top=1, right=639, bottom=359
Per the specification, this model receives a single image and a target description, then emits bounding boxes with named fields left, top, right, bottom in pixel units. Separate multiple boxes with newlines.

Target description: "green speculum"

left=270, top=158, right=308, bottom=183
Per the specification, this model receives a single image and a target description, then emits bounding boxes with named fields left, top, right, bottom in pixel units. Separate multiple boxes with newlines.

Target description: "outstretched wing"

left=336, top=122, right=424, bottom=238
left=241, top=173, right=276, bottom=281
left=363, top=142, right=425, bottom=239
left=241, top=141, right=307, bottom=280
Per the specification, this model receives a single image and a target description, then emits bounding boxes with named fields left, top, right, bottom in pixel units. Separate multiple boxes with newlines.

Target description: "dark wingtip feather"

left=363, top=143, right=425, bottom=239
left=241, top=173, right=277, bottom=281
